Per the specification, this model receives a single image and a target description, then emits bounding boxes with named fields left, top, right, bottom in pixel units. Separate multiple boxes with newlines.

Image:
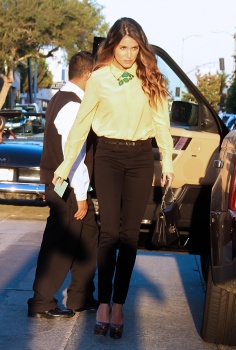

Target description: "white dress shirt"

left=54, top=81, right=90, bottom=201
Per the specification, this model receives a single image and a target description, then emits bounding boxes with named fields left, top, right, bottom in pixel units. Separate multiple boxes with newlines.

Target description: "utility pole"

left=233, top=31, right=236, bottom=76
left=219, top=58, right=225, bottom=112
left=33, top=58, right=38, bottom=103
left=27, top=57, right=33, bottom=104
left=213, top=30, right=236, bottom=77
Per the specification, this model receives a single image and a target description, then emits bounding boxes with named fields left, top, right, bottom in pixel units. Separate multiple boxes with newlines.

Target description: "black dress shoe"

left=110, top=323, right=123, bottom=339
left=28, top=307, right=75, bottom=319
left=94, top=321, right=109, bottom=336
left=73, top=297, right=99, bottom=312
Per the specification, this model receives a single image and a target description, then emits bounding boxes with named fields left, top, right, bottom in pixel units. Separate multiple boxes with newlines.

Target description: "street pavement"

left=0, top=203, right=234, bottom=350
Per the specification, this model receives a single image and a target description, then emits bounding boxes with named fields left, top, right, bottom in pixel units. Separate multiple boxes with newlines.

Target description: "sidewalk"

left=0, top=205, right=233, bottom=350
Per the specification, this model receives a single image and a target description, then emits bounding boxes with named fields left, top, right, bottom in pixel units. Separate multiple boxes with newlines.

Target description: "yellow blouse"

left=55, top=62, right=174, bottom=180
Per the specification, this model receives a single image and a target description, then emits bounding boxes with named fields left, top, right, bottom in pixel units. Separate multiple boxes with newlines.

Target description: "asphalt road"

left=0, top=203, right=234, bottom=350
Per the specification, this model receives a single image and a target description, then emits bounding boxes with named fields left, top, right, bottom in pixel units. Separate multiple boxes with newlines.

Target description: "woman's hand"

left=161, top=172, right=174, bottom=187
left=52, top=173, right=64, bottom=186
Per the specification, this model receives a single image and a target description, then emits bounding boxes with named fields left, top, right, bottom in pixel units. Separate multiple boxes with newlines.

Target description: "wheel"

left=201, top=267, right=236, bottom=345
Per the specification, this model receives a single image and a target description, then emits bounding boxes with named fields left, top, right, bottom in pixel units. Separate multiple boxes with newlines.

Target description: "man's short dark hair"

left=69, top=51, right=95, bottom=80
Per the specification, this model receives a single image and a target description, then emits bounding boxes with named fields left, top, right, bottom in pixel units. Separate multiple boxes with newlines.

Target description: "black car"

left=201, top=129, right=236, bottom=346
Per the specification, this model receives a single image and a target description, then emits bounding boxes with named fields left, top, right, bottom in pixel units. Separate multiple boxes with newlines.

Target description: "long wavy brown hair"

left=95, top=17, right=168, bottom=109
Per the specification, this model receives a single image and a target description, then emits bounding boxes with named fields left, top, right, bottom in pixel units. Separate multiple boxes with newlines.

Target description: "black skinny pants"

left=95, top=137, right=154, bottom=304
left=28, top=186, right=98, bottom=312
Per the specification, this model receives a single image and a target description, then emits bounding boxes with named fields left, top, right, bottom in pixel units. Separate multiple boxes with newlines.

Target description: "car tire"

left=201, top=267, right=236, bottom=346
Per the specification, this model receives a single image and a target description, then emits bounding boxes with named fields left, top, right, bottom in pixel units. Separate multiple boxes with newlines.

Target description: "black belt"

left=100, top=137, right=152, bottom=147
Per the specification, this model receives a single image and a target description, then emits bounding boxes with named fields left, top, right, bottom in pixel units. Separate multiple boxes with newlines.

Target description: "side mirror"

left=170, top=101, right=198, bottom=127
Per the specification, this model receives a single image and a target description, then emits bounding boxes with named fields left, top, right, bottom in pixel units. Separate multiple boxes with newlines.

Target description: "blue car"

left=0, top=110, right=45, bottom=200
left=0, top=138, right=45, bottom=201
left=226, top=114, right=236, bottom=130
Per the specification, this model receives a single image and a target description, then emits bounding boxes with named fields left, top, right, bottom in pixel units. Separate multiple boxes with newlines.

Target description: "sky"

left=97, top=0, right=236, bottom=81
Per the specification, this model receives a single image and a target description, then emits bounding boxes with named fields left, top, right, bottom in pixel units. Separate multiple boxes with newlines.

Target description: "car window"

left=156, top=55, right=199, bottom=130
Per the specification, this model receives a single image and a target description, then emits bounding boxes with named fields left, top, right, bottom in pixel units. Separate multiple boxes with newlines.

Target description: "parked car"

left=0, top=138, right=45, bottom=201
left=14, top=103, right=42, bottom=113
left=201, top=129, right=236, bottom=346
left=4, top=111, right=27, bottom=130
left=0, top=110, right=45, bottom=136
left=225, top=114, right=236, bottom=131
left=220, top=112, right=233, bottom=125
left=0, top=111, right=45, bottom=201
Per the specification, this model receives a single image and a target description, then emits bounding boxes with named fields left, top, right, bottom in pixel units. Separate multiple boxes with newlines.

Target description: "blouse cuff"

left=55, top=159, right=73, bottom=180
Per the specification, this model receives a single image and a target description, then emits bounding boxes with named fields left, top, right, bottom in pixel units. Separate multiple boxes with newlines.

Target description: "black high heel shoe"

left=94, top=321, right=109, bottom=336
left=110, top=323, right=124, bottom=339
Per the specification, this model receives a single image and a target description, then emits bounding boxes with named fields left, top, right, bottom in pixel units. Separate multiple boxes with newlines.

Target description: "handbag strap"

left=160, top=185, right=176, bottom=211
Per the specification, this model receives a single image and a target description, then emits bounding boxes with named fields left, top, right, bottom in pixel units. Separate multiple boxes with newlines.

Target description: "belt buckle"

left=125, top=141, right=135, bottom=146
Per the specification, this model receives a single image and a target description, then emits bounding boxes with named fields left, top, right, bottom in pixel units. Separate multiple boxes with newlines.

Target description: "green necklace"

left=117, top=72, right=134, bottom=86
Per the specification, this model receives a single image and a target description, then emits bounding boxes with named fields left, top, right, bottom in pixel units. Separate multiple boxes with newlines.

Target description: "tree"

left=19, top=58, right=53, bottom=93
left=225, top=76, right=236, bottom=114
left=0, top=0, right=108, bottom=108
left=182, top=69, right=228, bottom=112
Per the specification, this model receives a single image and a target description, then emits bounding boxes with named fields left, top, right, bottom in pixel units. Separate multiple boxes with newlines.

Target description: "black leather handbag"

left=152, top=185, right=181, bottom=247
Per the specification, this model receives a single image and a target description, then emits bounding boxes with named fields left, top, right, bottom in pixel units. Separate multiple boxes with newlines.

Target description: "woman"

left=53, top=17, right=174, bottom=339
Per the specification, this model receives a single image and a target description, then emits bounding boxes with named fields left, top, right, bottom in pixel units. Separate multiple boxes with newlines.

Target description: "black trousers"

left=94, top=138, right=154, bottom=304
left=28, top=185, right=98, bottom=313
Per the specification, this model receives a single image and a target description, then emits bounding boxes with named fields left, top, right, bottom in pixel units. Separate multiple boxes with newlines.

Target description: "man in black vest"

left=27, top=52, right=98, bottom=318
